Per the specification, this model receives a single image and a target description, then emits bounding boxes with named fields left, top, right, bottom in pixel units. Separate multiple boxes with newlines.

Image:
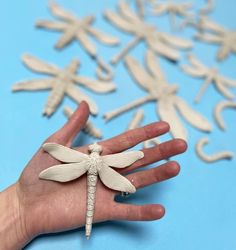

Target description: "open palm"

left=15, top=101, right=187, bottom=243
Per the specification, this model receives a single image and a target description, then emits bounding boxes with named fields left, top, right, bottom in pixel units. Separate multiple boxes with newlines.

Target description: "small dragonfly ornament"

left=36, top=0, right=119, bottom=81
left=39, top=142, right=144, bottom=239
left=12, top=54, right=116, bottom=116
left=181, top=54, right=236, bottom=103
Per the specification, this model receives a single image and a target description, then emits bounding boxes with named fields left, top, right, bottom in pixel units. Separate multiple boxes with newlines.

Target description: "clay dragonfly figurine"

left=36, top=0, right=119, bottom=81
left=104, top=50, right=212, bottom=141
left=181, top=53, right=236, bottom=103
left=12, top=54, right=115, bottom=117
left=39, top=142, right=144, bottom=239
left=104, top=0, right=192, bottom=65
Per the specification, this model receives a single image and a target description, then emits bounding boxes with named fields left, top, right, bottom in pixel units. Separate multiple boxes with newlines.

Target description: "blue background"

left=0, top=0, right=236, bottom=249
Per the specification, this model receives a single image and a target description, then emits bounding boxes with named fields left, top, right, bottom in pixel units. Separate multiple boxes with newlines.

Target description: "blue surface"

left=0, top=0, right=236, bottom=249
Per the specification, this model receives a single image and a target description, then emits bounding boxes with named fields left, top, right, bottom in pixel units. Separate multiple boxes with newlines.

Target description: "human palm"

left=15, top=101, right=187, bottom=242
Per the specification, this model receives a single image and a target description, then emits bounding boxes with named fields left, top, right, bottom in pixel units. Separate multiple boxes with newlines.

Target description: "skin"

left=0, top=101, right=187, bottom=249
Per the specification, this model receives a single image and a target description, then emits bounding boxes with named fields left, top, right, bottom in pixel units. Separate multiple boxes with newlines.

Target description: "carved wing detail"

left=42, top=143, right=88, bottom=163
left=102, top=151, right=144, bottom=168
left=98, top=164, right=136, bottom=193
left=39, top=161, right=88, bottom=182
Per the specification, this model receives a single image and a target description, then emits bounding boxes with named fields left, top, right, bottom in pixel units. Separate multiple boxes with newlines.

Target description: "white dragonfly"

left=36, top=0, right=119, bottom=81
left=39, top=142, right=144, bottom=239
left=12, top=54, right=116, bottom=117
left=104, top=0, right=192, bottom=65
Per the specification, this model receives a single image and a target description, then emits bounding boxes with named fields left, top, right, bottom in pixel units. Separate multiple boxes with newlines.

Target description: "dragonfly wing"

left=102, top=151, right=144, bottom=168
left=118, top=1, right=142, bottom=24
left=187, top=54, right=206, bottom=71
left=39, top=161, right=88, bottom=182
left=73, top=76, right=116, bottom=93
left=104, top=10, right=134, bottom=33
left=66, top=85, right=98, bottom=115
left=99, top=165, right=136, bottom=193
left=43, top=143, right=88, bottom=163
left=125, top=55, right=153, bottom=91
left=76, top=31, right=97, bottom=57
left=148, top=38, right=179, bottom=61
left=162, top=33, right=193, bottom=49
left=181, top=65, right=205, bottom=78
left=174, top=96, right=212, bottom=132
left=49, top=0, right=77, bottom=21
left=145, top=49, right=166, bottom=81
left=88, top=27, right=119, bottom=45
left=152, top=4, right=168, bottom=15
left=55, top=29, right=75, bottom=49
left=22, top=54, right=60, bottom=75
left=12, top=78, right=54, bottom=91
left=215, top=78, right=235, bottom=99
left=158, top=98, right=187, bottom=140
left=200, top=17, right=225, bottom=33
left=36, top=20, right=67, bottom=30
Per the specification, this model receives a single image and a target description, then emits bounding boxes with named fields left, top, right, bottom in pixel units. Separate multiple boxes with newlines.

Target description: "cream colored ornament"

left=151, top=1, right=193, bottom=30
left=12, top=54, right=116, bottom=117
left=181, top=54, right=236, bottom=103
left=179, top=0, right=214, bottom=30
left=195, top=17, right=236, bottom=61
left=64, top=106, right=103, bottom=139
left=214, top=100, right=236, bottom=130
left=36, top=0, right=119, bottom=81
left=39, top=142, right=144, bottom=239
left=104, top=0, right=192, bottom=65
left=196, top=137, right=234, bottom=163
left=104, top=50, right=212, bottom=141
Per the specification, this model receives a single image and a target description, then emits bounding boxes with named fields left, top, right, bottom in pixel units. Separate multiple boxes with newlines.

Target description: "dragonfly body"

left=39, top=142, right=144, bottom=238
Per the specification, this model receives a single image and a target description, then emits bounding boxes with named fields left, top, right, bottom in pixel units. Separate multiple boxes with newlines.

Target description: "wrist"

left=0, top=183, right=33, bottom=250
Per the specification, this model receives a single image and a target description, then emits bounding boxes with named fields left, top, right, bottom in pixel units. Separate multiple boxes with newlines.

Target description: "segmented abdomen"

left=44, top=85, right=65, bottom=116
left=85, top=173, right=98, bottom=239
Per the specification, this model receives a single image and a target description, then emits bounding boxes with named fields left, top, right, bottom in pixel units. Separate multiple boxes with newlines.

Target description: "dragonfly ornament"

left=39, top=142, right=144, bottom=239
left=194, top=17, right=236, bottom=61
left=104, top=0, right=192, bottom=65
left=104, top=50, right=212, bottom=141
left=12, top=54, right=116, bottom=117
left=36, top=0, right=120, bottom=81
left=179, top=0, right=214, bottom=30
left=181, top=54, right=236, bottom=103
left=151, top=1, right=194, bottom=30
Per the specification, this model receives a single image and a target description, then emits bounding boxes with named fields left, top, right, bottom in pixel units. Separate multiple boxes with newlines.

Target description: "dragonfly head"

left=88, top=143, right=103, bottom=154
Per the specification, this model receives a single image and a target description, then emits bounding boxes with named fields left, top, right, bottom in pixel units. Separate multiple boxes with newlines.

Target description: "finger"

left=126, top=161, right=180, bottom=190
left=121, top=138, right=187, bottom=173
left=111, top=204, right=165, bottom=221
left=47, top=101, right=90, bottom=145
left=78, top=121, right=170, bottom=154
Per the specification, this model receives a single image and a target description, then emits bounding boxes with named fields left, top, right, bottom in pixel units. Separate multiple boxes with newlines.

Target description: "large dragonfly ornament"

left=12, top=54, right=116, bottom=117
left=36, top=0, right=119, bottom=81
left=104, top=0, right=192, bottom=65
left=104, top=50, right=212, bottom=141
left=39, top=142, right=144, bottom=239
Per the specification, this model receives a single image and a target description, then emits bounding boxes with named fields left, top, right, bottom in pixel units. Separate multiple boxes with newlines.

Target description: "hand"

left=0, top=101, right=187, bottom=249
